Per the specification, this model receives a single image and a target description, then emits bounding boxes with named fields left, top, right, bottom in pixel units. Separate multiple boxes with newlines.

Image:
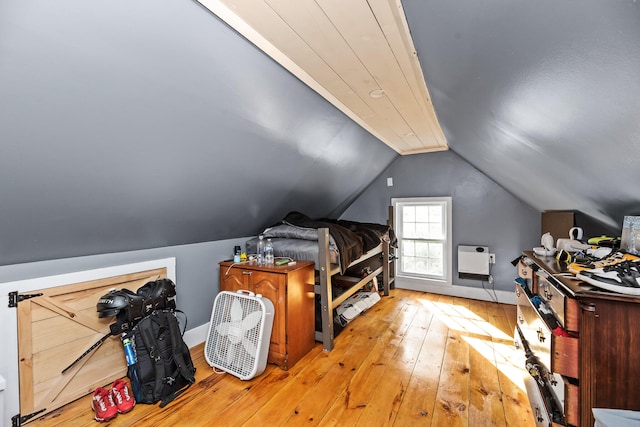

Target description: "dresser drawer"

left=519, top=289, right=579, bottom=379
left=537, top=274, right=579, bottom=333
left=564, top=381, right=580, bottom=427
left=524, top=372, right=552, bottom=427
left=518, top=258, right=537, bottom=293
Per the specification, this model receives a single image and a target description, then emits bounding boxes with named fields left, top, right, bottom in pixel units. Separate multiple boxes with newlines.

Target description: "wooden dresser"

left=219, top=260, right=315, bottom=370
left=515, top=251, right=640, bottom=427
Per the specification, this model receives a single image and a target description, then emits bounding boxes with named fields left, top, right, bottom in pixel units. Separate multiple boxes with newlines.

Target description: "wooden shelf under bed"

left=315, top=228, right=391, bottom=352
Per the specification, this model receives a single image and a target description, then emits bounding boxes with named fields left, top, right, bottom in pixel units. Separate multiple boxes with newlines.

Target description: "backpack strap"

left=140, top=316, right=166, bottom=402
left=159, top=310, right=196, bottom=408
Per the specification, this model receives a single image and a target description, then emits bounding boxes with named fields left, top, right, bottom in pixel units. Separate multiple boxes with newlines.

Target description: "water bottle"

left=265, top=238, right=274, bottom=265
left=256, top=234, right=265, bottom=265
left=123, top=337, right=136, bottom=366
left=233, top=245, right=241, bottom=263
left=122, top=335, right=142, bottom=402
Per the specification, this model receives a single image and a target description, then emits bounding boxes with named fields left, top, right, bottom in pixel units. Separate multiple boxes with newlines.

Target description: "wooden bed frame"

left=315, top=219, right=394, bottom=352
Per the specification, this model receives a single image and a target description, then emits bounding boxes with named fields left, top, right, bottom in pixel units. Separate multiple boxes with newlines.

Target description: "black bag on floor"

left=126, top=309, right=196, bottom=408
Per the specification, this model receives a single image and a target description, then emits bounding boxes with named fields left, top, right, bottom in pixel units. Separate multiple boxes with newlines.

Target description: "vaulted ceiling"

left=1, top=0, right=639, bottom=266
left=196, top=0, right=447, bottom=154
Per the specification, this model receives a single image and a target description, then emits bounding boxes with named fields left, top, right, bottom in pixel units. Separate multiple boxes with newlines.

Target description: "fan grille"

left=205, top=291, right=272, bottom=380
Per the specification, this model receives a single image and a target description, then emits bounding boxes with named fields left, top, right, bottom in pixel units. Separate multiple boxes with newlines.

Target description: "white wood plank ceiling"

left=196, top=0, right=447, bottom=155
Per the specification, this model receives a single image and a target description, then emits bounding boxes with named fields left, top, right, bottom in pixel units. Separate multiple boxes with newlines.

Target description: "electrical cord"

left=482, top=262, right=499, bottom=303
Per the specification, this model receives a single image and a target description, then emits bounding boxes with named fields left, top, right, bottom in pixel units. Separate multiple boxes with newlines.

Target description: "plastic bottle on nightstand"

left=265, top=238, right=274, bottom=265
left=256, top=234, right=265, bottom=265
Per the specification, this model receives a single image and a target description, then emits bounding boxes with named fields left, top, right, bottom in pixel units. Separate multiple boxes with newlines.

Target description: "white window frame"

left=392, top=197, right=452, bottom=287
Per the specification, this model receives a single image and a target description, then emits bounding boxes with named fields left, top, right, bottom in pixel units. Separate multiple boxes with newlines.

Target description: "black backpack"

left=126, top=309, right=196, bottom=407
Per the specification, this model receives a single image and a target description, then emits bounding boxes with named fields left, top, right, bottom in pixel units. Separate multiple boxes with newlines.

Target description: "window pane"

left=404, top=223, right=416, bottom=239
left=415, top=241, right=429, bottom=257
left=429, top=205, right=442, bottom=223
left=415, top=222, right=429, bottom=238
left=403, top=257, right=416, bottom=273
left=429, top=242, right=443, bottom=258
left=415, top=205, right=430, bottom=222
left=403, top=206, right=415, bottom=223
left=427, top=257, right=443, bottom=276
left=429, top=223, right=443, bottom=239
left=402, top=240, right=415, bottom=256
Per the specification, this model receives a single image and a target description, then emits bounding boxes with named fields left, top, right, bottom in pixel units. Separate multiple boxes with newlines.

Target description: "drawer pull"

left=537, top=328, right=546, bottom=343
left=516, top=288, right=521, bottom=297
left=518, top=315, right=524, bottom=325
left=543, top=285, right=553, bottom=301
left=242, top=271, right=253, bottom=276
left=534, top=405, right=544, bottom=422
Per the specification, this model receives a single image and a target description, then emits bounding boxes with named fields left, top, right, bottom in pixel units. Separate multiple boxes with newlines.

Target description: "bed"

left=247, top=211, right=396, bottom=352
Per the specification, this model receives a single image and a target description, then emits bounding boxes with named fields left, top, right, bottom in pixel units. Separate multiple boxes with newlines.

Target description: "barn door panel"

left=16, top=268, right=166, bottom=423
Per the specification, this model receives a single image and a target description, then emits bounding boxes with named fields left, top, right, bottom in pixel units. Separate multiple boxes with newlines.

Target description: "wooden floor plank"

left=319, top=294, right=420, bottom=426
left=430, top=295, right=470, bottom=426
left=467, top=299, right=508, bottom=427
left=393, top=292, right=448, bottom=426
left=355, top=298, right=432, bottom=426
left=28, top=289, right=536, bottom=427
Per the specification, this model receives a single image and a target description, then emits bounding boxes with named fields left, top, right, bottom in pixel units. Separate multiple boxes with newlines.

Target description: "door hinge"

left=8, top=291, right=43, bottom=308
left=12, top=408, right=46, bottom=426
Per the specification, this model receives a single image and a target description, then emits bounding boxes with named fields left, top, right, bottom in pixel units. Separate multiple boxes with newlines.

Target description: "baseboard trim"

left=395, top=279, right=515, bottom=305
left=184, top=322, right=209, bottom=348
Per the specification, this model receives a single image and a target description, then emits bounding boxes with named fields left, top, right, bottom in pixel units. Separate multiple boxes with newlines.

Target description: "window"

left=393, top=197, right=452, bottom=284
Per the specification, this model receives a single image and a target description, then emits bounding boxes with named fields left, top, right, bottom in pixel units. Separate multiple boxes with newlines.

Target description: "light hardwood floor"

left=30, top=289, right=535, bottom=426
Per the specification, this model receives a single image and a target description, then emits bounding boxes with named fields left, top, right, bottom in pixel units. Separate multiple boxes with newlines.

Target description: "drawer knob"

left=516, top=288, right=521, bottom=297
left=544, top=286, right=553, bottom=300
left=518, top=315, right=524, bottom=325
left=537, top=328, right=546, bottom=343
left=535, top=405, right=544, bottom=422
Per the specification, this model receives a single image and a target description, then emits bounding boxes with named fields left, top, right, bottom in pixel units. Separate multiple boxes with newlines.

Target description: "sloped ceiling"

left=1, top=0, right=639, bottom=266
left=196, top=0, right=448, bottom=154
left=0, top=0, right=397, bottom=266
left=401, top=0, right=640, bottom=229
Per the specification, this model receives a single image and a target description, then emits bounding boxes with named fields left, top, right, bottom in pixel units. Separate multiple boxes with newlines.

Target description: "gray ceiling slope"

left=0, top=0, right=396, bottom=266
left=403, top=0, right=640, bottom=229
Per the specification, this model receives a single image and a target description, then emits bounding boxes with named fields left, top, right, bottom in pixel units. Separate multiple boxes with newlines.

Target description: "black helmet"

left=96, top=288, right=145, bottom=321
left=137, top=278, right=177, bottom=314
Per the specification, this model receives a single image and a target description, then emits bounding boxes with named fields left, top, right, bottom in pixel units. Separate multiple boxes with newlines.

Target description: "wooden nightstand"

left=218, top=260, right=315, bottom=370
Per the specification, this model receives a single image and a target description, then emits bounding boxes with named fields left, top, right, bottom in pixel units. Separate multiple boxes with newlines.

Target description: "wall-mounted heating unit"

left=458, top=245, right=490, bottom=281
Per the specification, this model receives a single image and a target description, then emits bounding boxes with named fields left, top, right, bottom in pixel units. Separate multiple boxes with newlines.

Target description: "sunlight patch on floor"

left=417, top=299, right=511, bottom=341
left=417, top=298, right=527, bottom=392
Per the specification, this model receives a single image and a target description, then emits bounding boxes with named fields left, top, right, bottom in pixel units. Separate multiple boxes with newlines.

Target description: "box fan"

left=204, top=290, right=274, bottom=380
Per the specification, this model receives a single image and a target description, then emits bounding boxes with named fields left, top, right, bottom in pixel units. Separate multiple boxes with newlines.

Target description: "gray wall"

left=341, top=150, right=540, bottom=294
left=0, top=237, right=248, bottom=329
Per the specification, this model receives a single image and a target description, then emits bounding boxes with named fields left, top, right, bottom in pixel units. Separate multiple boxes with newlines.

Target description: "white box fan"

left=205, top=290, right=274, bottom=380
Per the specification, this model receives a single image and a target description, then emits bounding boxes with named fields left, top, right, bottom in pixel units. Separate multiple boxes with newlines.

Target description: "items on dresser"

left=219, top=260, right=315, bottom=370
left=515, top=251, right=640, bottom=427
